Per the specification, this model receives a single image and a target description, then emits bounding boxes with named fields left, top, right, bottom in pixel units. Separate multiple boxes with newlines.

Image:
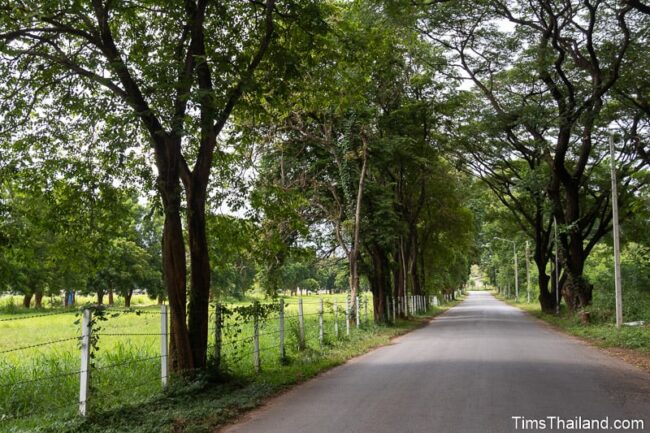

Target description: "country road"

left=222, top=292, right=650, bottom=433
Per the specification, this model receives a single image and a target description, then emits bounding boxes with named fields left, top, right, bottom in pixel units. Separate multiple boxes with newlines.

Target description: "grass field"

left=1, top=292, right=435, bottom=432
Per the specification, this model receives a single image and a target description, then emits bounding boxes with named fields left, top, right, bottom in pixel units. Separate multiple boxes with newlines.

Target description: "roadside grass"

left=1, top=294, right=456, bottom=433
left=495, top=293, right=650, bottom=353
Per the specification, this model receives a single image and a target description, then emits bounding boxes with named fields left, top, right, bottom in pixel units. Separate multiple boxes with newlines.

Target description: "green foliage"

left=585, top=243, right=650, bottom=322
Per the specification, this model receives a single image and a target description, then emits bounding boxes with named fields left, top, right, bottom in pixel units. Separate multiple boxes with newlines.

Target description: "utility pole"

left=609, top=134, right=623, bottom=328
left=554, top=217, right=560, bottom=315
left=525, top=241, right=531, bottom=304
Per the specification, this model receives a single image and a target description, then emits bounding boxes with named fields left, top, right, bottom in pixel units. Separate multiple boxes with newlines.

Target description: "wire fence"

left=0, top=293, right=449, bottom=428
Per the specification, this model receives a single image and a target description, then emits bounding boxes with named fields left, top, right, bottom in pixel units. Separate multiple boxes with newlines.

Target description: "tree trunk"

left=108, top=289, right=114, bottom=306
left=124, top=289, right=133, bottom=308
left=22, top=293, right=32, bottom=309
left=34, top=291, right=43, bottom=309
left=349, top=140, right=369, bottom=317
left=158, top=143, right=194, bottom=372
left=186, top=181, right=211, bottom=370
left=368, top=245, right=390, bottom=322
left=97, top=290, right=104, bottom=305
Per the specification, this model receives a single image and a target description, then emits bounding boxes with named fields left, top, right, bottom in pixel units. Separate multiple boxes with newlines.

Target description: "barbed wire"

left=0, top=310, right=78, bottom=322
left=0, top=369, right=82, bottom=388
left=93, top=354, right=163, bottom=371
left=95, top=332, right=169, bottom=337
left=0, top=337, right=80, bottom=354
left=103, top=306, right=162, bottom=314
left=258, top=344, right=281, bottom=353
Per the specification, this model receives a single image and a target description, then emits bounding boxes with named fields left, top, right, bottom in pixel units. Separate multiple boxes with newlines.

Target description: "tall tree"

left=1, top=0, right=322, bottom=370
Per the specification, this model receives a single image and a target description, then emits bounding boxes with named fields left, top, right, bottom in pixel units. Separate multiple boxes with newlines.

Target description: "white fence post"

left=355, top=296, right=360, bottom=328
left=404, top=295, right=408, bottom=317
left=253, top=313, right=260, bottom=373
left=279, top=299, right=285, bottom=361
left=319, top=298, right=324, bottom=348
left=345, top=297, right=350, bottom=336
left=392, top=297, right=396, bottom=322
left=161, top=304, right=169, bottom=388
left=298, top=297, right=305, bottom=350
left=334, top=299, right=339, bottom=338
left=79, top=308, right=91, bottom=417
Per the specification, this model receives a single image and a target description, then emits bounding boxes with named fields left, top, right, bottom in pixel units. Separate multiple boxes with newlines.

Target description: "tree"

left=410, top=0, right=648, bottom=311
left=1, top=0, right=324, bottom=371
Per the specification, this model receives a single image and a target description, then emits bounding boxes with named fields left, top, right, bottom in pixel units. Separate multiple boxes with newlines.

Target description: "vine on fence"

left=217, top=301, right=281, bottom=361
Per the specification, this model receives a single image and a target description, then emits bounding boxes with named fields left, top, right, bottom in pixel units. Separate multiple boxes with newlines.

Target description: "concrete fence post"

left=334, top=299, right=339, bottom=338
left=298, top=297, right=305, bottom=350
left=345, top=297, right=350, bottom=336
left=79, top=308, right=91, bottom=417
left=355, top=296, right=360, bottom=328
left=161, top=304, right=169, bottom=388
left=319, top=298, right=324, bottom=348
left=279, top=299, right=285, bottom=361
left=253, top=313, right=260, bottom=373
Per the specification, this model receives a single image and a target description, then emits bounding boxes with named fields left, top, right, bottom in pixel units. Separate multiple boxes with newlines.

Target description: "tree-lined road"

left=222, top=292, right=650, bottom=433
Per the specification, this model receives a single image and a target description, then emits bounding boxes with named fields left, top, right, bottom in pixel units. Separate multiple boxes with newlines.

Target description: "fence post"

left=334, top=299, right=339, bottom=338
left=298, top=297, right=305, bottom=350
left=319, top=298, right=324, bottom=348
left=355, top=296, right=360, bottom=328
left=161, top=304, right=169, bottom=388
left=253, top=313, right=260, bottom=373
left=279, top=299, right=285, bottom=361
left=392, top=297, right=396, bottom=322
left=404, top=295, right=408, bottom=317
left=79, top=308, right=91, bottom=417
left=345, top=297, right=350, bottom=336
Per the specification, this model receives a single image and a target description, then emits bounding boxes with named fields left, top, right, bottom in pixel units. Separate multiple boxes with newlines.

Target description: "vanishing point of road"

left=222, top=292, right=650, bottom=433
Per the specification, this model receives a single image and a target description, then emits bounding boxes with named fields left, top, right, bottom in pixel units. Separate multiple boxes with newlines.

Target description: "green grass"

left=0, top=294, right=455, bottom=433
left=495, top=292, right=650, bottom=353
left=0, top=294, right=156, bottom=313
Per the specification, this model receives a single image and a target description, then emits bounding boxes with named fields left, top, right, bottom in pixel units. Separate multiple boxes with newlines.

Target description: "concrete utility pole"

left=525, top=241, right=531, bottom=304
left=609, top=134, right=623, bottom=328
left=554, top=217, right=560, bottom=315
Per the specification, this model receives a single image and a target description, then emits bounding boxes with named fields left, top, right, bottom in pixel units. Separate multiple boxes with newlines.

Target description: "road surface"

left=222, top=292, right=650, bottom=433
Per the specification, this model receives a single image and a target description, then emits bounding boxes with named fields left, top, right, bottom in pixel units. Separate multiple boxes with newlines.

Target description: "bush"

left=586, top=243, right=650, bottom=322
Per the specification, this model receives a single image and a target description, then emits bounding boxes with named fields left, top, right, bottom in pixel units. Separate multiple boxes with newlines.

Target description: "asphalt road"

left=222, top=292, right=650, bottom=433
